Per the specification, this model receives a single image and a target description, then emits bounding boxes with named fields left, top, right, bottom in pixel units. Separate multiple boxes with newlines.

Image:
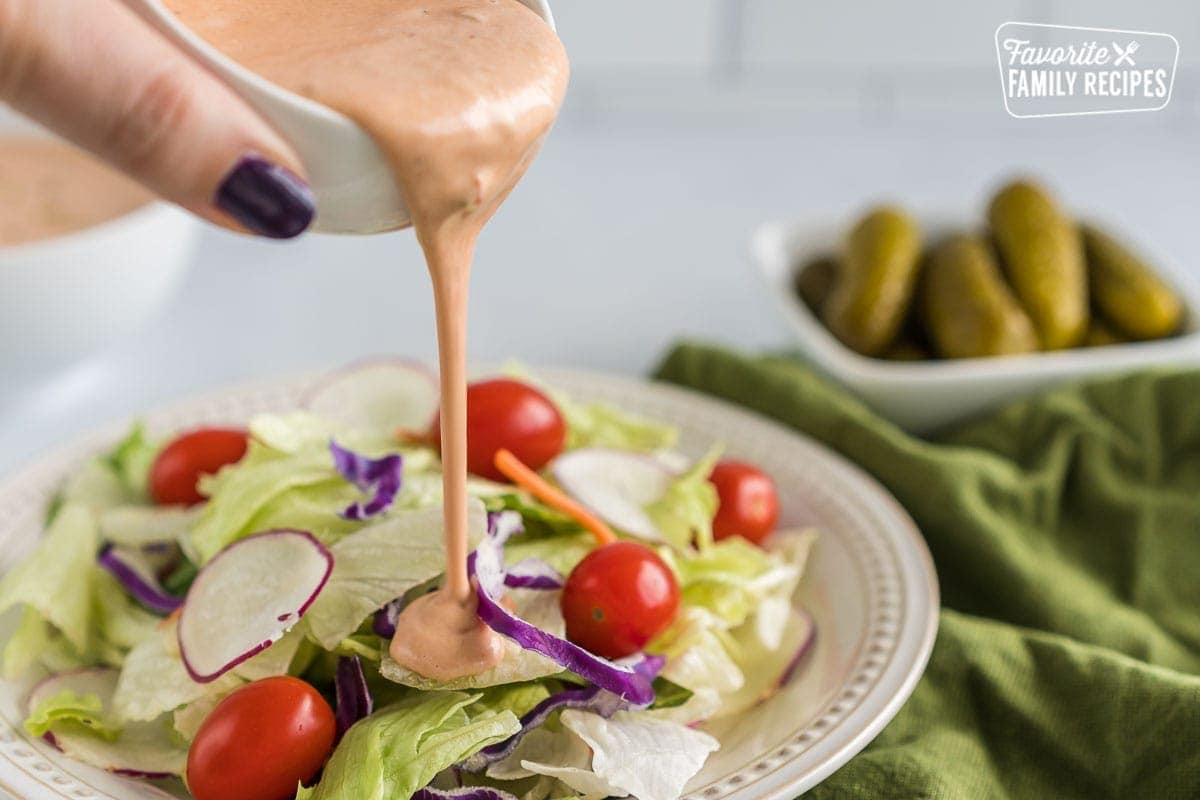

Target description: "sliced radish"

left=551, top=449, right=677, bottom=541
left=178, top=530, right=333, bottom=683
left=305, top=359, right=439, bottom=435
left=28, top=668, right=187, bottom=777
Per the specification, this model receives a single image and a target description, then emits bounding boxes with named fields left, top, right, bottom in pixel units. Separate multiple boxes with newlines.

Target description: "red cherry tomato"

left=149, top=428, right=248, bottom=506
left=187, top=676, right=335, bottom=800
left=710, top=460, right=780, bottom=545
left=431, top=378, right=565, bottom=482
left=561, top=541, right=680, bottom=659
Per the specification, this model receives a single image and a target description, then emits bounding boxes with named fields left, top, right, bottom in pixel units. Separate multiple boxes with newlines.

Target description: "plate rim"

left=0, top=365, right=939, bottom=800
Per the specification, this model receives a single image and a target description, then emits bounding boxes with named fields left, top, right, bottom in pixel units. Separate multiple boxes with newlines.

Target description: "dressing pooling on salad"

left=0, top=5, right=820, bottom=800
left=163, top=0, right=570, bottom=680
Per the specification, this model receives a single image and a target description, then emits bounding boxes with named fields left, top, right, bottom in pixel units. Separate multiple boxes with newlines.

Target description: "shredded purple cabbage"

left=97, top=544, right=182, bottom=615
left=330, top=441, right=403, bottom=521
left=461, top=654, right=664, bottom=773
left=779, top=611, right=817, bottom=687
left=502, top=558, right=563, bottom=590
left=471, top=512, right=656, bottom=706
left=373, top=597, right=405, bottom=638
left=334, top=655, right=373, bottom=742
left=412, top=787, right=518, bottom=800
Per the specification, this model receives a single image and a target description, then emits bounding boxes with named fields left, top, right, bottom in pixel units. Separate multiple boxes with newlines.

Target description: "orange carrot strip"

left=493, top=448, right=616, bottom=546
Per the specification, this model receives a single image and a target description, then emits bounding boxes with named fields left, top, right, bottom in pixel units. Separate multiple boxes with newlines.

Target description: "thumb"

left=0, top=0, right=315, bottom=238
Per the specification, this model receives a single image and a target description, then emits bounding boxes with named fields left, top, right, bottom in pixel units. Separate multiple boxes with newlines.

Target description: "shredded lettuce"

left=558, top=398, right=678, bottom=453
left=296, top=692, right=520, bottom=800
left=26, top=669, right=188, bottom=777
left=645, top=447, right=722, bottom=550
left=112, top=622, right=301, bottom=723
left=0, top=504, right=98, bottom=662
left=501, top=531, right=594, bottom=577
left=517, top=710, right=718, bottom=800
left=103, top=424, right=160, bottom=500
left=25, top=689, right=120, bottom=740
left=305, top=502, right=486, bottom=649
left=648, top=531, right=818, bottom=722
left=97, top=506, right=200, bottom=549
left=663, top=535, right=806, bottom=630
left=187, top=443, right=355, bottom=563
left=112, top=625, right=242, bottom=723
left=484, top=494, right=582, bottom=539
left=92, top=568, right=160, bottom=653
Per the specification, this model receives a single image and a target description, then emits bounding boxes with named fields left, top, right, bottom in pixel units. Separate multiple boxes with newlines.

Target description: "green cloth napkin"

left=654, top=343, right=1200, bottom=800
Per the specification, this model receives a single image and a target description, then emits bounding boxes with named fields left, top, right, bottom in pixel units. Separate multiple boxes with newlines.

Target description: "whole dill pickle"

left=883, top=337, right=932, bottom=361
left=822, top=206, right=922, bottom=356
left=920, top=234, right=1038, bottom=359
left=793, top=255, right=838, bottom=313
left=1083, top=224, right=1183, bottom=340
left=1084, top=319, right=1127, bottom=348
left=988, top=180, right=1088, bottom=350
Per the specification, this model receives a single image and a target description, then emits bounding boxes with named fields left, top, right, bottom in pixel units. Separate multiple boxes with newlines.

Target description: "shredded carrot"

left=159, top=606, right=183, bottom=631
left=493, top=448, right=616, bottom=546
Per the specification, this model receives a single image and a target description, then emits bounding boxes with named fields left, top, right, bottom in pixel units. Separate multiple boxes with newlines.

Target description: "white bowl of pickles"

left=752, top=178, right=1200, bottom=433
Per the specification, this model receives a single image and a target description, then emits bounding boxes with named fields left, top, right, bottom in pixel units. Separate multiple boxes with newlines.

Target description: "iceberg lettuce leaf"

left=296, top=692, right=520, bottom=800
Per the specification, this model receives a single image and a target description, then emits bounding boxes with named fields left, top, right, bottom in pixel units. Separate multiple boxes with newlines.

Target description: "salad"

left=0, top=362, right=816, bottom=800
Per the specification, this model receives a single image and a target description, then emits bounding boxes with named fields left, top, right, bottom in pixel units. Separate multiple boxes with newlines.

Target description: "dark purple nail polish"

left=215, top=155, right=315, bottom=239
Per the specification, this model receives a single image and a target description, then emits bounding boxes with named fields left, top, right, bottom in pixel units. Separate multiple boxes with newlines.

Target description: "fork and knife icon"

left=1112, top=40, right=1139, bottom=66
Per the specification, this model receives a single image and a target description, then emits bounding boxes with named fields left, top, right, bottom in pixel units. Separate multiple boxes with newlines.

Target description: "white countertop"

left=2, top=113, right=1197, bottom=475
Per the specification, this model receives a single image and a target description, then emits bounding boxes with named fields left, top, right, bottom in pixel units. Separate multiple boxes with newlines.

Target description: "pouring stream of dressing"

left=164, top=0, right=569, bottom=679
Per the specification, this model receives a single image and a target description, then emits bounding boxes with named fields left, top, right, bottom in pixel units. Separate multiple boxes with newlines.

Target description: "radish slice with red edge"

left=472, top=512, right=655, bottom=705
left=550, top=449, right=677, bottom=541
left=178, top=530, right=333, bottom=683
left=27, top=669, right=186, bottom=777
left=305, top=359, right=439, bottom=435
left=779, top=611, right=817, bottom=687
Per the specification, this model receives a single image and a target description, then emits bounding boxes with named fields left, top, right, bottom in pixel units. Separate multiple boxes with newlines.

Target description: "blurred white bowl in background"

left=0, top=111, right=201, bottom=379
left=752, top=215, right=1200, bottom=433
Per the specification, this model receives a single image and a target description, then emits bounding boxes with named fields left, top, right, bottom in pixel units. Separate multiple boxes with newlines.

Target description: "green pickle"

left=1084, top=319, right=1127, bottom=348
left=793, top=255, right=838, bottom=312
left=919, top=234, right=1038, bottom=359
left=988, top=180, right=1088, bottom=350
left=883, top=338, right=931, bottom=361
left=1083, top=224, right=1183, bottom=340
left=822, top=206, right=922, bottom=356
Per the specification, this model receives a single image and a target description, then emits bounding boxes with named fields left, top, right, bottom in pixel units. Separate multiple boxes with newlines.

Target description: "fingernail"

left=215, top=155, right=315, bottom=239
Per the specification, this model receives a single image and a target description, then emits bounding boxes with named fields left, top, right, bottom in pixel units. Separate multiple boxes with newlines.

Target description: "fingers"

left=0, top=0, right=314, bottom=238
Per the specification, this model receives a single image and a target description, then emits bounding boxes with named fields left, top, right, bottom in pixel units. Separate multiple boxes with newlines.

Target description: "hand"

left=0, top=0, right=315, bottom=238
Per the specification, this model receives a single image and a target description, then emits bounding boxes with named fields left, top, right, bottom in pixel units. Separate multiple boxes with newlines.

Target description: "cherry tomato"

left=710, top=460, right=780, bottom=545
left=431, top=378, right=566, bottom=482
left=561, top=541, right=680, bottom=659
left=187, top=676, right=335, bottom=800
left=149, top=428, right=248, bottom=506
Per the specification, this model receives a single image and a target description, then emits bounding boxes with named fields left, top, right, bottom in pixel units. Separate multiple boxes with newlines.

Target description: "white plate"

left=751, top=216, right=1200, bottom=432
left=0, top=368, right=938, bottom=800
